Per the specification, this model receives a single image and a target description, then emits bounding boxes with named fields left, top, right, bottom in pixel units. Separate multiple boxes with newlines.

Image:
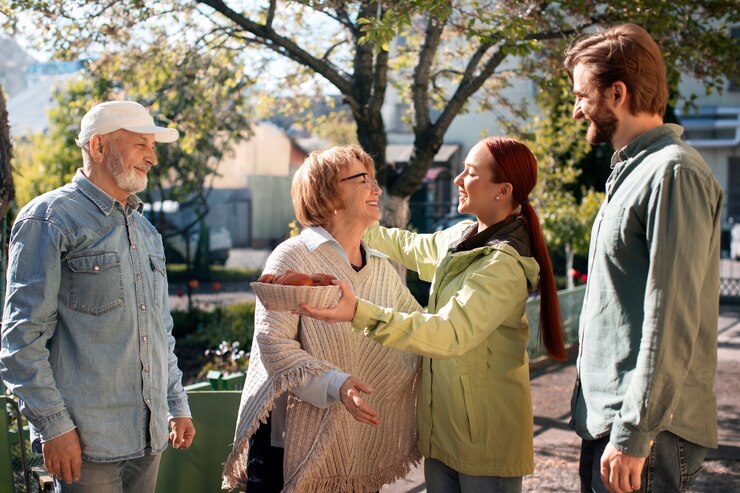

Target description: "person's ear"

left=88, top=134, right=105, bottom=163
left=499, top=183, right=513, bottom=199
left=611, top=81, right=628, bottom=109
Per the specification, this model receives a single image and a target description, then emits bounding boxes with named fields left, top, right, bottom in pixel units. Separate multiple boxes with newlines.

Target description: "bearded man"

left=564, top=24, right=722, bottom=493
left=1, top=101, right=195, bottom=493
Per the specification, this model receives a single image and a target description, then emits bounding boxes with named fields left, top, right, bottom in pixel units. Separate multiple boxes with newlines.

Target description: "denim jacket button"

left=93, top=265, right=100, bottom=272
left=143, top=366, right=149, bottom=373
left=140, top=304, right=146, bottom=310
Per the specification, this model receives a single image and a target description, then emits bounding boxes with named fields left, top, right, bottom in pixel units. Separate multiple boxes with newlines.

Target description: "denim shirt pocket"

left=149, top=254, right=167, bottom=309
left=66, top=251, right=125, bottom=315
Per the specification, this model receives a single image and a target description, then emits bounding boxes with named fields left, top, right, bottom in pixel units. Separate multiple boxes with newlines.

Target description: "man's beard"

left=586, top=100, right=619, bottom=145
left=106, top=143, right=148, bottom=194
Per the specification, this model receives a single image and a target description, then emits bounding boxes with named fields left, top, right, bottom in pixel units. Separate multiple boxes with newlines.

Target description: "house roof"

left=386, top=144, right=460, bottom=164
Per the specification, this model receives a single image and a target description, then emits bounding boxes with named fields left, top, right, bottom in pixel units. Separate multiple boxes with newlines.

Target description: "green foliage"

left=171, top=301, right=256, bottom=382
left=13, top=79, right=92, bottom=206
left=166, top=264, right=262, bottom=283
left=11, top=37, right=252, bottom=211
left=13, top=0, right=740, bottom=232
left=507, top=54, right=604, bottom=260
left=198, top=340, right=249, bottom=379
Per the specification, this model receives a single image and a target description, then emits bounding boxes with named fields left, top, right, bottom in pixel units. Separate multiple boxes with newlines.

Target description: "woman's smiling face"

left=336, top=158, right=382, bottom=229
left=454, top=142, right=499, bottom=221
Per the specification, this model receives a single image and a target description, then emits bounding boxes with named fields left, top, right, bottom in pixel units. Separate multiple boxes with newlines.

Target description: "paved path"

left=384, top=305, right=740, bottom=492
left=174, top=249, right=740, bottom=491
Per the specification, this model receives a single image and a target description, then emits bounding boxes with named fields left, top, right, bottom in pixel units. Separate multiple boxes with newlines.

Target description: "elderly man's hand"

left=600, top=442, right=646, bottom=493
left=169, top=417, right=196, bottom=450
left=42, top=429, right=82, bottom=484
left=297, top=280, right=357, bottom=323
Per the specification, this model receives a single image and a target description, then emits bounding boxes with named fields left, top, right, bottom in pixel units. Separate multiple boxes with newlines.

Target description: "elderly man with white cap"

left=1, top=101, right=195, bottom=492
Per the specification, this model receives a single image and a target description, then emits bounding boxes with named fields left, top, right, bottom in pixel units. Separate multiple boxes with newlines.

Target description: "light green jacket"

left=353, top=220, right=540, bottom=476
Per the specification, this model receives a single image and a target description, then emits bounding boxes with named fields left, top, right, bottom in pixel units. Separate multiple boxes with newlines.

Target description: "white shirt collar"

left=300, top=226, right=388, bottom=262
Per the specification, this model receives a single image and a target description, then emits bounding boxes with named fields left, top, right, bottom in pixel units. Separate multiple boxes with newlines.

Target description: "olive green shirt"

left=571, top=124, right=722, bottom=456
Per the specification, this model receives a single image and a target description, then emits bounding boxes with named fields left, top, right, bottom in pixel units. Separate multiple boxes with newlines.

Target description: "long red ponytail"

left=484, top=137, right=566, bottom=361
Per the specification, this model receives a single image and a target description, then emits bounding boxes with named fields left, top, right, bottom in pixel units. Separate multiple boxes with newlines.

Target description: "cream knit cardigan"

left=222, top=235, right=422, bottom=492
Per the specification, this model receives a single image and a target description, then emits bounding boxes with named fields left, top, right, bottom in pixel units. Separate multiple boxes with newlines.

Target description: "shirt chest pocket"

left=149, top=254, right=166, bottom=309
left=66, top=252, right=125, bottom=316
left=599, top=207, right=625, bottom=257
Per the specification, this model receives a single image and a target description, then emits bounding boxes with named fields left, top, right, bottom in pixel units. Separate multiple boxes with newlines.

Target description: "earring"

left=495, top=196, right=500, bottom=201
left=333, top=210, right=337, bottom=215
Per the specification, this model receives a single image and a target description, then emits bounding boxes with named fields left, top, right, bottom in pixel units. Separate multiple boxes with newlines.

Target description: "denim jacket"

left=1, top=170, right=190, bottom=461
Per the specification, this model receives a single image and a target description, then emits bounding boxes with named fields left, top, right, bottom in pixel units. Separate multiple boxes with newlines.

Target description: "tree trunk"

left=0, top=87, right=14, bottom=219
left=565, top=241, right=575, bottom=290
left=1, top=86, right=15, bottom=318
left=382, top=193, right=410, bottom=229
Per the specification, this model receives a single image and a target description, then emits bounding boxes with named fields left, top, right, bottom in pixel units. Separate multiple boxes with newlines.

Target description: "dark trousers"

left=579, top=431, right=708, bottom=493
left=246, top=414, right=284, bottom=493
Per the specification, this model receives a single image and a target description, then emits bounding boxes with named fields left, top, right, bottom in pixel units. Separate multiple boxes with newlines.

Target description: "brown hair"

left=563, top=23, right=668, bottom=117
left=291, top=144, right=376, bottom=227
left=484, top=137, right=566, bottom=361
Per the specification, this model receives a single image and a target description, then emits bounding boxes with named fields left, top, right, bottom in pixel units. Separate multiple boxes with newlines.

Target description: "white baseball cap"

left=76, top=101, right=179, bottom=146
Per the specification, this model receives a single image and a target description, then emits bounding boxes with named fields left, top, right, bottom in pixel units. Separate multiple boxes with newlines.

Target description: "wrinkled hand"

left=297, top=280, right=357, bottom=323
left=339, top=375, right=380, bottom=428
left=169, top=417, right=196, bottom=450
left=42, top=429, right=82, bottom=484
left=600, top=442, right=646, bottom=493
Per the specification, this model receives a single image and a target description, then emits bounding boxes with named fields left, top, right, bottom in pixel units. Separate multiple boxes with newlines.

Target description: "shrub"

left=172, top=301, right=256, bottom=384
left=166, top=264, right=262, bottom=283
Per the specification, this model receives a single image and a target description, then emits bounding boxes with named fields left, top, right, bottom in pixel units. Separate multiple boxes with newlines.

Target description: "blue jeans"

left=54, top=451, right=161, bottom=493
left=424, top=458, right=522, bottom=493
left=579, top=431, right=707, bottom=493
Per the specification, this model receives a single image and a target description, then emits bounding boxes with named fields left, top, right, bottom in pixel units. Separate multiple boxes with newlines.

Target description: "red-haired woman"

left=300, top=136, right=565, bottom=493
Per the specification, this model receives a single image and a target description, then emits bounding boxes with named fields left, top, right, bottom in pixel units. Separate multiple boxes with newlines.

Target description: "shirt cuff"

left=610, top=420, right=654, bottom=457
left=34, top=409, right=77, bottom=442
left=167, top=397, right=192, bottom=420
left=327, top=371, right=350, bottom=401
left=352, top=298, right=388, bottom=334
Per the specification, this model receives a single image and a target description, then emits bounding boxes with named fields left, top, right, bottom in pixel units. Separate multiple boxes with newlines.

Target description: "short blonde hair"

left=292, top=144, right=375, bottom=227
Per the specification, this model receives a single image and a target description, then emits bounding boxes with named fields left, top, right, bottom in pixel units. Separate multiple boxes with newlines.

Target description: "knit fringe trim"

left=284, top=448, right=422, bottom=493
left=282, top=427, right=422, bottom=493
left=221, top=361, right=334, bottom=491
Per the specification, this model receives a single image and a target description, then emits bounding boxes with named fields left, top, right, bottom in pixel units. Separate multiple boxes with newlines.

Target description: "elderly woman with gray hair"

left=222, top=144, right=421, bottom=492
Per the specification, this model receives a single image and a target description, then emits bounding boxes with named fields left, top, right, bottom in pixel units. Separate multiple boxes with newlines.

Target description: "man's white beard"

left=106, top=143, right=148, bottom=194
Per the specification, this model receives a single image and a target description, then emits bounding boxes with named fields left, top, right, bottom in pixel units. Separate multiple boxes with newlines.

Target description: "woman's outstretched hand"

left=339, top=375, right=380, bottom=427
left=297, top=280, right=357, bottom=323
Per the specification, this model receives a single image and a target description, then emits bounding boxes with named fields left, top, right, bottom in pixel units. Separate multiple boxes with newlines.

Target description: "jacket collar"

left=449, top=216, right=531, bottom=257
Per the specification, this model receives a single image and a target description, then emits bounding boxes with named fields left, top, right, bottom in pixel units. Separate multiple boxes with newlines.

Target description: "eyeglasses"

left=339, top=172, right=379, bottom=189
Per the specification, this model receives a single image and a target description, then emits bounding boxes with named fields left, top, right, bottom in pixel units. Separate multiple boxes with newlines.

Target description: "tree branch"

left=322, top=40, right=348, bottom=62
left=412, top=14, right=445, bottom=133
left=197, top=0, right=355, bottom=99
left=266, top=0, right=276, bottom=28
left=434, top=45, right=507, bottom=135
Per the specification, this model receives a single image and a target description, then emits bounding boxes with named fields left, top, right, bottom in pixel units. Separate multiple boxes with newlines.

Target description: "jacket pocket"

left=460, top=374, right=480, bottom=443
left=149, top=254, right=166, bottom=308
left=67, top=252, right=124, bottom=316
